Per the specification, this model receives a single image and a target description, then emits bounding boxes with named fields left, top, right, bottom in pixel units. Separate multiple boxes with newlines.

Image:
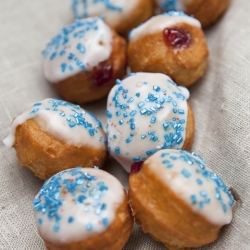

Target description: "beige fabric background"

left=0, top=0, right=249, bottom=249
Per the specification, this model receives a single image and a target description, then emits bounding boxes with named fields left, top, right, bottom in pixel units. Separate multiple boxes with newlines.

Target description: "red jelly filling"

left=131, top=161, right=144, bottom=174
left=91, top=62, right=113, bottom=87
left=163, top=27, right=192, bottom=49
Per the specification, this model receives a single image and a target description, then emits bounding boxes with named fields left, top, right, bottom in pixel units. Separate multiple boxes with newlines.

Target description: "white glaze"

left=33, top=167, right=125, bottom=243
left=72, top=0, right=139, bottom=29
left=106, top=72, right=190, bottom=172
left=3, top=98, right=107, bottom=149
left=146, top=149, right=233, bottom=226
left=129, top=12, right=201, bottom=42
left=43, top=17, right=113, bottom=83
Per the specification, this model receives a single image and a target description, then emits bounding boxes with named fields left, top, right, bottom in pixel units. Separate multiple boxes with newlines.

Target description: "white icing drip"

left=72, top=0, right=139, bottom=29
left=43, top=17, right=113, bottom=83
left=34, top=168, right=125, bottom=243
left=146, top=149, right=233, bottom=226
left=3, top=98, right=106, bottom=149
left=106, top=73, right=189, bottom=173
left=129, top=13, right=201, bottom=42
left=178, top=86, right=190, bottom=99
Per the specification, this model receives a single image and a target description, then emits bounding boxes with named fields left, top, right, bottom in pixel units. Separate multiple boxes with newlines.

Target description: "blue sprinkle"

left=119, top=120, right=124, bottom=125
left=101, top=203, right=107, bottom=210
left=138, top=102, right=145, bottom=108
left=200, top=191, right=207, bottom=197
left=150, top=116, right=156, bottom=124
left=77, top=43, right=85, bottom=53
left=60, top=50, right=66, bottom=56
left=115, top=147, right=120, bottom=155
left=68, top=53, right=74, bottom=60
left=68, top=216, right=74, bottom=223
left=102, top=218, right=108, bottom=227
left=178, top=109, right=185, bottom=114
left=181, top=169, right=191, bottom=178
left=68, top=121, right=77, bottom=128
left=99, top=185, right=108, bottom=191
left=140, top=109, right=147, bottom=115
left=53, top=225, right=60, bottom=232
left=123, top=112, right=128, bottom=118
left=133, top=157, right=140, bottom=162
left=61, top=63, right=67, bottom=73
left=86, top=223, right=92, bottom=231
left=176, top=137, right=183, bottom=144
left=50, top=52, right=57, bottom=60
left=77, top=195, right=86, bottom=203
left=153, top=86, right=161, bottom=92
left=191, top=195, right=197, bottom=204
left=30, top=108, right=39, bottom=114
left=162, top=159, right=169, bottom=164
left=141, top=135, right=146, bottom=139
left=113, top=135, right=117, bottom=139
left=196, top=178, right=203, bottom=185
left=170, top=156, right=177, bottom=160
left=106, top=110, right=112, bottom=119
left=199, top=201, right=204, bottom=209
left=38, top=218, right=43, bottom=225
left=130, top=110, right=137, bottom=116
left=127, top=97, right=134, bottom=103
left=116, top=79, right=122, bottom=85
left=161, top=153, right=169, bottom=157
left=130, top=123, right=135, bottom=130
left=116, top=111, right=121, bottom=116
left=135, top=93, right=140, bottom=97
left=126, top=138, right=132, bottom=143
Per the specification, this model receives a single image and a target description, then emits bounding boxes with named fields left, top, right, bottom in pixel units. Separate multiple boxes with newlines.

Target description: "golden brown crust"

left=182, top=102, right=195, bottom=151
left=185, top=0, right=230, bottom=28
left=128, top=165, right=221, bottom=249
left=13, top=119, right=107, bottom=180
left=44, top=192, right=134, bottom=250
left=128, top=23, right=209, bottom=87
left=114, top=0, right=154, bottom=35
left=52, top=30, right=127, bottom=104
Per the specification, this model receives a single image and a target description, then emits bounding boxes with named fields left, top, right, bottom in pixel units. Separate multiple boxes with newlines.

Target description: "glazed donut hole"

left=33, top=167, right=134, bottom=250
left=106, top=72, right=194, bottom=173
left=129, top=149, right=234, bottom=249
left=42, top=17, right=127, bottom=104
left=3, top=99, right=108, bottom=180
left=128, top=12, right=209, bottom=87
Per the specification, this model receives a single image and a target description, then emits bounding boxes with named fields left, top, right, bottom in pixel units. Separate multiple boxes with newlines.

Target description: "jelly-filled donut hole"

left=163, top=27, right=192, bottom=48
left=131, top=161, right=144, bottom=174
left=91, top=62, right=113, bottom=87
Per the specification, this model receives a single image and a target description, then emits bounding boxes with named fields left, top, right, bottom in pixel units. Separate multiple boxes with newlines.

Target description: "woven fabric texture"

left=0, top=0, right=249, bottom=249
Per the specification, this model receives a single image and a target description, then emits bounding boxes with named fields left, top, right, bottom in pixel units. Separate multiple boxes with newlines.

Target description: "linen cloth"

left=0, top=0, right=249, bottom=249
